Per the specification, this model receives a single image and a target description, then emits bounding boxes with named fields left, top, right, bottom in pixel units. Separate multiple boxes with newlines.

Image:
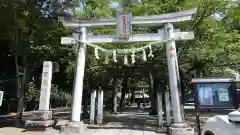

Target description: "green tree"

left=0, top=0, right=69, bottom=114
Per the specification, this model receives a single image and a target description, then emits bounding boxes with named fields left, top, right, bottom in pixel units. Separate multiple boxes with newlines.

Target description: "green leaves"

left=1, top=0, right=240, bottom=108
left=25, top=82, right=40, bottom=103
left=74, top=0, right=113, bottom=18
left=51, top=85, right=72, bottom=106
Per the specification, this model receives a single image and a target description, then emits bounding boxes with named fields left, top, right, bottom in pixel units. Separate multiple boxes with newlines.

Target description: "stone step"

left=22, top=111, right=52, bottom=121
left=55, top=119, right=69, bottom=128
left=25, top=120, right=55, bottom=127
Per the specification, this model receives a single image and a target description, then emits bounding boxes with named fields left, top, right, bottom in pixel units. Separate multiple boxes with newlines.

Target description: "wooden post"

left=90, top=90, right=96, bottom=124
left=157, top=91, right=163, bottom=127
left=165, top=91, right=172, bottom=126
left=97, top=89, right=104, bottom=125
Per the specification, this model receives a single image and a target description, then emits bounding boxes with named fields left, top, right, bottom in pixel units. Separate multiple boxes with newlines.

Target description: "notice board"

left=196, top=82, right=236, bottom=109
left=192, top=78, right=239, bottom=135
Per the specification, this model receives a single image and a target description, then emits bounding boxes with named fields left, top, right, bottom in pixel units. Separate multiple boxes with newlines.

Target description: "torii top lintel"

left=58, top=8, right=197, bottom=28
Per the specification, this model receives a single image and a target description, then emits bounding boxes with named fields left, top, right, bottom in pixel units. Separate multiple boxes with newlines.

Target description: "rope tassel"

left=131, top=50, right=135, bottom=64
left=94, top=48, right=99, bottom=59
left=104, top=53, right=109, bottom=64
left=148, top=45, right=154, bottom=58
left=124, top=53, right=128, bottom=65
left=84, top=38, right=174, bottom=65
left=142, top=49, right=147, bottom=62
left=113, top=50, right=117, bottom=62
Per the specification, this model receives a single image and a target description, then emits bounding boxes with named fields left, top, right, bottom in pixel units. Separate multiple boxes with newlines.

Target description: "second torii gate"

left=59, top=8, right=196, bottom=135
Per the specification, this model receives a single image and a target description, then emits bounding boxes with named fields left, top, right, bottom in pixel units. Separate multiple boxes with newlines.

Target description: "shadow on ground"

left=87, top=108, right=160, bottom=132
left=0, top=106, right=234, bottom=134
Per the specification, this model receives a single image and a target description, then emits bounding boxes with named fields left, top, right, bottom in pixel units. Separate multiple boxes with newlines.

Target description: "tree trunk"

left=149, top=71, right=156, bottom=115
left=195, top=69, right=202, bottom=78
left=179, top=68, right=185, bottom=103
left=82, top=89, right=89, bottom=119
left=17, top=89, right=24, bottom=115
left=15, top=56, right=23, bottom=116
left=17, top=56, right=29, bottom=116
left=130, top=88, right=135, bottom=106
left=83, top=79, right=90, bottom=119
left=119, top=77, right=128, bottom=112
left=127, top=88, right=131, bottom=106
left=178, top=67, right=185, bottom=121
left=112, top=78, right=118, bottom=113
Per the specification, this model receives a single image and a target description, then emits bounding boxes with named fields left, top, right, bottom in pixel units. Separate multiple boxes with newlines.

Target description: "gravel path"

left=0, top=106, right=233, bottom=135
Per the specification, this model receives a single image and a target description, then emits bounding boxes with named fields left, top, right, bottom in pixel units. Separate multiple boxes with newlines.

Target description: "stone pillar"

left=39, top=61, right=52, bottom=111
left=90, top=90, right=96, bottom=124
left=97, top=89, right=104, bottom=125
left=164, top=91, right=172, bottom=127
left=70, top=28, right=87, bottom=122
left=61, top=27, right=87, bottom=134
left=165, top=23, right=194, bottom=135
left=23, top=61, right=54, bottom=128
left=164, top=23, right=183, bottom=126
left=157, top=91, right=163, bottom=127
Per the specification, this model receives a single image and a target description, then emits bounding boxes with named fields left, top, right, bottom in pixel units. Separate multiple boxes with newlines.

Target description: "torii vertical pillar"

left=61, top=27, right=87, bottom=134
left=165, top=23, right=194, bottom=135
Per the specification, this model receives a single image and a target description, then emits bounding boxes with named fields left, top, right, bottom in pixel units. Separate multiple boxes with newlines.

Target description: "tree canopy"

left=0, top=0, right=239, bottom=113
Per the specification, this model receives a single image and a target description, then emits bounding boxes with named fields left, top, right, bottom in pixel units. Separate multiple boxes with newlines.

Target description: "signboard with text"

left=116, top=12, right=132, bottom=39
left=192, top=78, right=238, bottom=109
left=196, top=82, right=237, bottom=109
left=192, top=78, right=239, bottom=135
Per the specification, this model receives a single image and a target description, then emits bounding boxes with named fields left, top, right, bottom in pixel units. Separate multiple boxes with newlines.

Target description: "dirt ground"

left=0, top=127, right=43, bottom=135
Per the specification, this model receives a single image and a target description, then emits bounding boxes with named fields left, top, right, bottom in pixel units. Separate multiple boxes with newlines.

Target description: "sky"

left=109, top=1, right=119, bottom=8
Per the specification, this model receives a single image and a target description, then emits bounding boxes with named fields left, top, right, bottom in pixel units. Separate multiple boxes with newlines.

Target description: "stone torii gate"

left=59, top=8, right=196, bottom=135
